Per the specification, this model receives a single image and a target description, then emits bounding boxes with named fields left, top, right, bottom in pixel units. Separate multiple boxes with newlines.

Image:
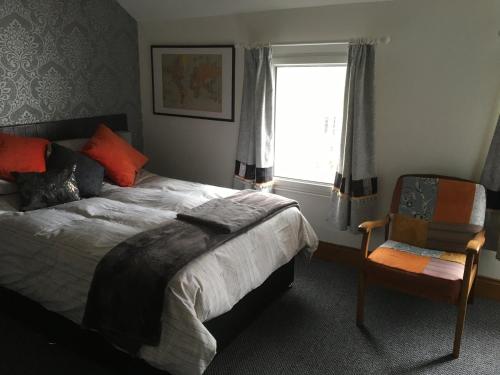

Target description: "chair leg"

left=452, top=250, right=476, bottom=358
left=468, top=281, right=476, bottom=305
left=453, top=296, right=468, bottom=358
left=356, top=271, right=366, bottom=327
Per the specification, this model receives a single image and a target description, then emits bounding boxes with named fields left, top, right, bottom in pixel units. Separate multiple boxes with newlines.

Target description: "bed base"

left=205, top=257, right=295, bottom=350
left=0, top=257, right=295, bottom=373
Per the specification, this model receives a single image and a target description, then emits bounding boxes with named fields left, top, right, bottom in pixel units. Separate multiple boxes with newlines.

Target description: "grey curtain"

left=480, top=115, right=500, bottom=259
left=233, top=47, right=275, bottom=191
left=329, top=43, right=377, bottom=232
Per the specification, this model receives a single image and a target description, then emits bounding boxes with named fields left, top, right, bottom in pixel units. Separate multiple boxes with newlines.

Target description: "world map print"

left=162, top=54, right=222, bottom=113
left=0, top=0, right=142, bottom=147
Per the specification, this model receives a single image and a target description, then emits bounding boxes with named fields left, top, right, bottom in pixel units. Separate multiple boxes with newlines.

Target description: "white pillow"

left=54, top=138, right=88, bottom=151
left=117, top=131, right=132, bottom=144
left=54, top=131, right=132, bottom=151
left=0, top=179, right=17, bottom=195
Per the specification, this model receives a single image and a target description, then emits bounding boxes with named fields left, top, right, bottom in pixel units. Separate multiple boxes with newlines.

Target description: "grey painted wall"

left=0, top=0, right=142, bottom=146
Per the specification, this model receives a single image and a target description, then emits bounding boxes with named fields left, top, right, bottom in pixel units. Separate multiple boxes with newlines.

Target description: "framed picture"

left=151, top=45, right=235, bottom=122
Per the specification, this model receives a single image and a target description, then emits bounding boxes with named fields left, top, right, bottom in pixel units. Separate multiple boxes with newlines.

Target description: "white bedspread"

left=0, top=171, right=318, bottom=375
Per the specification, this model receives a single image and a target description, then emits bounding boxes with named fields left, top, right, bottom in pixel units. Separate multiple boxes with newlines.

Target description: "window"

left=273, top=52, right=347, bottom=186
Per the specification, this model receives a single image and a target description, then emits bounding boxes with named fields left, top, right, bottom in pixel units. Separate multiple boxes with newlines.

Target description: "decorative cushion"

left=14, top=165, right=81, bottom=211
left=367, top=240, right=468, bottom=304
left=0, top=133, right=49, bottom=181
left=47, top=143, right=104, bottom=198
left=82, top=124, right=148, bottom=187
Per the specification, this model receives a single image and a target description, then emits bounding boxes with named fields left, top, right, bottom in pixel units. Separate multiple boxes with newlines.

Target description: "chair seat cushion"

left=367, top=241, right=469, bottom=304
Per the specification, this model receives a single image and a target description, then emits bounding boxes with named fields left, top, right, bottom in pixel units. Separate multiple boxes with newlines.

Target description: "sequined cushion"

left=14, top=165, right=81, bottom=211
left=47, top=143, right=104, bottom=198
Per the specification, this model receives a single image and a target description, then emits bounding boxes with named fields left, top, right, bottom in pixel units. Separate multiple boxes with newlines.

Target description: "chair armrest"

left=359, top=216, right=390, bottom=260
left=461, top=231, right=484, bottom=298
left=466, top=230, right=486, bottom=254
left=358, top=217, right=389, bottom=233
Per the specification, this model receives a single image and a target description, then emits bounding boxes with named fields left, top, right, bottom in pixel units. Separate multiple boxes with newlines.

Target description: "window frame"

left=272, top=61, right=347, bottom=193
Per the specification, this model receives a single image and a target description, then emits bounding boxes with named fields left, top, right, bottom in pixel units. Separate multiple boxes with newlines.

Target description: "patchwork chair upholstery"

left=357, top=175, right=486, bottom=358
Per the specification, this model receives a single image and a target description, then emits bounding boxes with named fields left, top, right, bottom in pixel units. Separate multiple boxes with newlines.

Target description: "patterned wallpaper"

left=0, top=0, right=142, bottom=147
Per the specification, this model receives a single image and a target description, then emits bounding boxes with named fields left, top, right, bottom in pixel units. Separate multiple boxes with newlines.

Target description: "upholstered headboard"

left=0, top=114, right=127, bottom=141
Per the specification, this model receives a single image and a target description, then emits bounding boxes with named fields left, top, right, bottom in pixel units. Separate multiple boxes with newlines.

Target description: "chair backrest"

left=389, top=175, right=486, bottom=252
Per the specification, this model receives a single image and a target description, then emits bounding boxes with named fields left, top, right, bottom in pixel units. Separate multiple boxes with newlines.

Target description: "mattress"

left=0, top=171, right=318, bottom=375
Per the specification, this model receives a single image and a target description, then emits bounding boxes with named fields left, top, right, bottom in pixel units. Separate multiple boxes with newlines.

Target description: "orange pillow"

left=0, top=133, right=49, bottom=181
left=82, top=124, right=148, bottom=187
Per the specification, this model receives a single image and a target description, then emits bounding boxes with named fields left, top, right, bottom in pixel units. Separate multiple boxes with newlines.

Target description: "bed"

left=0, top=115, right=318, bottom=375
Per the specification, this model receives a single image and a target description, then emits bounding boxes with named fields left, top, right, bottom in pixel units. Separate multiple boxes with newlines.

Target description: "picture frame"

left=151, top=45, right=235, bottom=122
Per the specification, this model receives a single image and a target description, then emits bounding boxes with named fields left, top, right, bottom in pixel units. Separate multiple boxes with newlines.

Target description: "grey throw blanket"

left=177, top=189, right=294, bottom=233
left=82, top=190, right=298, bottom=353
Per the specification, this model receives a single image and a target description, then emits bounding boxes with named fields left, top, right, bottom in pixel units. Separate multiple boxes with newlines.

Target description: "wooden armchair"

left=357, top=175, right=486, bottom=358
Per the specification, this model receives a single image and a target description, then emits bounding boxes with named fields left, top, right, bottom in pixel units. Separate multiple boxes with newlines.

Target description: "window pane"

left=274, top=65, right=346, bottom=184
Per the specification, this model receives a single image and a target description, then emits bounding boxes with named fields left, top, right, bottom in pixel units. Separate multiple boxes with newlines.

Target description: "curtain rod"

left=271, top=36, right=391, bottom=47
left=235, top=36, right=391, bottom=49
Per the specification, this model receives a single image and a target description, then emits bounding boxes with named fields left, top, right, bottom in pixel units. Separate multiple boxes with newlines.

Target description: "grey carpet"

left=1, top=258, right=499, bottom=375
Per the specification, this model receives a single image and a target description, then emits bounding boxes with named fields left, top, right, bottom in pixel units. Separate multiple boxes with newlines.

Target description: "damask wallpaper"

left=0, top=0, right=142, bottom=147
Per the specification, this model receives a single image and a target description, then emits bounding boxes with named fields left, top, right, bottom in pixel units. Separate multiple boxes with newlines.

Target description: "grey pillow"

left=14, top=165, right=81, bottom=211
left=47, top=143, right=104, bottom=197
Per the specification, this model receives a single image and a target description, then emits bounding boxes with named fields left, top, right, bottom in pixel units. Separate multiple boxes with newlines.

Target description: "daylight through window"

left=274, top=65, right=347, bottom=184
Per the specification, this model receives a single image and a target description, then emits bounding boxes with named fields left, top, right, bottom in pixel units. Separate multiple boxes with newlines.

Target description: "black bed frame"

left=0, top=114, right=296, bottom=371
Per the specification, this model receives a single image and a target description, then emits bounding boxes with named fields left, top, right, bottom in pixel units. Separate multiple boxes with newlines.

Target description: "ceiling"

left=116, top=0, right=389, bottom=22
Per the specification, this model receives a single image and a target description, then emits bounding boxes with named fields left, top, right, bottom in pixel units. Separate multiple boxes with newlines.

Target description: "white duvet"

left=0, top=171, right=318, bottom=375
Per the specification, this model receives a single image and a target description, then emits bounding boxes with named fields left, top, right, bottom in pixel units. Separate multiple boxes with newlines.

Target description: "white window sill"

left=273, top=177, right=333, bottom=197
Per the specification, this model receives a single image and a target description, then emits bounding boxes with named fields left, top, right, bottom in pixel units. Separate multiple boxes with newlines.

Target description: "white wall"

left=138, top=0, right=500, bottom=277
